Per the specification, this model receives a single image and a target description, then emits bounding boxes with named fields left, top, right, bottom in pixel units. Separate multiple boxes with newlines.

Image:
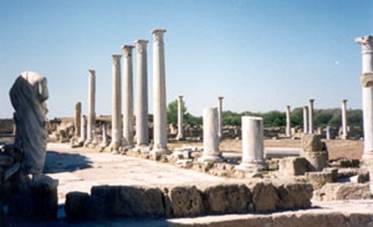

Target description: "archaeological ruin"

left=1, top=21, right=373, bottom=226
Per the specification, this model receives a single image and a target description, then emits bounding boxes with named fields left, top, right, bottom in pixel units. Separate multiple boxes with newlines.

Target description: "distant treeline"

left=167, top=100, right=363, bottom=128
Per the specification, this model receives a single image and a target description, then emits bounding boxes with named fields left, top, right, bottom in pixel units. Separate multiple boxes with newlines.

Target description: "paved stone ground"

left=7, top=143, right=373, bottom=226
left=45, top=143, right=242, bottom=204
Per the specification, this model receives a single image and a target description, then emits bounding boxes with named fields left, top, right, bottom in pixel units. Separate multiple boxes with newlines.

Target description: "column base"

left=235, top=162, right=266, bottom=172
left=110, top=142, right=121, bottom=154
left=150, top=146, right=171, bottom=159
left=198, top=154, right=223, bottom=164
left=176, top=134, right=184, bottom=141
left=133, top=144, right=151, bottom=153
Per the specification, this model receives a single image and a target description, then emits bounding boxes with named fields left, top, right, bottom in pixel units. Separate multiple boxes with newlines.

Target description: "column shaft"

left=217, top=97, right=224, bottom=138
left=176, top=96, right=184, bottom=140
left=236, top=116, right=266, bottom=171
left=85, top=70, right=96, bottom=145
left=122, top=46, right=135, bottom=147
left=303, top=106, right=309, bottom=134
left=111, top=55, right=122, bottom=152
left=308, top=99, right=314, bottom=134
left=152, top=29, right=168, bottom=154
left=199, top=107, right=222, bottom=162
left=285, top=105, right=291, bottom=137
left=134, top=40, right=149, bottom=147
left=75, top=102, right=81, bottom=137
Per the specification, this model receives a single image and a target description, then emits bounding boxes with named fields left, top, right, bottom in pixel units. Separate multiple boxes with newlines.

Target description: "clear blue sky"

left=0, top=0, right=372, bottom=118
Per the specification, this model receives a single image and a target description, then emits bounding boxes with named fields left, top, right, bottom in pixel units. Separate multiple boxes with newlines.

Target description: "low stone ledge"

left=64, top=181, right=314, bottom=220
left=306, top=171, right=334, bottom=190
left=201, top=184, right=252, bottom=215
left=314, top=183, right=371, bottom=201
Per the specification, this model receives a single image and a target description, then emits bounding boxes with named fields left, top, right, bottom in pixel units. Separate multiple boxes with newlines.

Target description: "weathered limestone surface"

left=217, top=97, right=224, bottom=138
left=285, top=105, right=291, bottom=137
left=236, top=116, right=266, bottom=172
left=85, top=69, right=96, bottom=146
left=249, top=182, right=279, bottom=213
left=199, top=107, right=222, bottom=163
left=79, top=115, right=87, bottom=143
left=275, top=181, right=313, bottom=210
left=202, top=184, right=252, bottom=215
left=314, top=183, right=371, bottom=201
left=356, top=36, right=373, bottom=161
left=305, top=171, right=334, bottom=189
left=176, top=95, right=184, bottom=140
left=278, top=157, right=309, bottom=176
left=9, top=72, right=49, bottom=175
left=301, top=134, right=328, bottom=171
left=122, top=45, right=135, bottom=148
left=151, top=29, right=169, bottom=156
left=303, top=106, right=309, bottom=134
left=134, top=39, right=149, bottom=148
left=75, top=102, right=81, bottom=137
left=308, top=99, right=315, bottom=134
left=65, top=192, right=90, bottom=221
left=111, top=55, right=123, bottom=153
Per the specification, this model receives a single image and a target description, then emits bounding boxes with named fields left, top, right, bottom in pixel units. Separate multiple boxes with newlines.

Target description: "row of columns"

left=284, top=98, right=349, bottom=139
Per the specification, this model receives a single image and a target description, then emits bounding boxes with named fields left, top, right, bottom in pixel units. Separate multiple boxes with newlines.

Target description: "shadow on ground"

left=43, top=150, right=93, bottom=174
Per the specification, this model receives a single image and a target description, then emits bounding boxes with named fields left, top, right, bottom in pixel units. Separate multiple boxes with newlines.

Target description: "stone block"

left=249, top=182, right=279, bottom=213
left=272, top=212, right=347, bottom=227
left=89, top=185, right=165, bottom=218
left=305, top=171, right=334, bottom=190
left=165, top=185, right=204, bottom=217
left=275, top=181, right=313, bottom=209
left=202, top=184, right=252, bottom=214
left=314, top=183, right=371, bottom=201
left=65, top=192, right=90, bottom=221
left=303, top=151, right=328, bottom=171
left=302, top=134, right=324, bottom=152
left=175, top=159, right=193, bottom=169
left=278, top=157, right=309, bottom=176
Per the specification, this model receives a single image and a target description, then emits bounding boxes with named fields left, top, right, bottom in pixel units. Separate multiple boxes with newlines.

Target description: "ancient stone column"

left=134, top=39, right=149, bottom=149
left=79, top=115, right=87, bottom=143
left=285, top=105, right=291, bottom=137
left=217, top=96, right=224, bottom=138
left=308, top=99, right=315, bottom=134
left=199, top=107, right=222, bottom=163
left=111, top=54, right=122, bottom=153
left=341, top=99, right=348, bottom=140
left=151, top=29, right=169, bottom=156
left=75, top=102, right=81, bottom=137
left=303, top=106, right=309, bottom=134
left=236, top=116, right=266, bottom=172
left=122, top=45, right=135, bottom=148
left=100, top=124, right=108, bottom=148
left=176, top=95, right=184, bottom=140
left=356, top=36, right=373, bottom=161
left=85, top=69, right=96, bottom=146
left=325, top=126, right=331, bottom=140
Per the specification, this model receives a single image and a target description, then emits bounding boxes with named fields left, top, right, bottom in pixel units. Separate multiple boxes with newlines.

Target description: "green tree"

left=167, top=99, right=186, bottom=125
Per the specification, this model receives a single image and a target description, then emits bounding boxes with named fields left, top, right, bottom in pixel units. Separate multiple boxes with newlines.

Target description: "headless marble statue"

left=9, top=71, right=49, bottom=176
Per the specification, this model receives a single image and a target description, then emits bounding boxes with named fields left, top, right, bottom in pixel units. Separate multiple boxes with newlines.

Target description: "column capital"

left=178, top=95, right=183, bottom=99
left=134, top=39, right=148, bottom=53
left=286, top=105, right=291, bottom=110
left=88, top=69, right=96, bottom=75
left=342, top=99, right=348, bottom=104
left=309, top=99, right=315, bottom=103
left=152, top=29, right=166, bottom=43
left=218, top=96, right=224, bottom=100
left=121, top=45, right=135, bottom=58
left=355, top=35, right=373, bottom=54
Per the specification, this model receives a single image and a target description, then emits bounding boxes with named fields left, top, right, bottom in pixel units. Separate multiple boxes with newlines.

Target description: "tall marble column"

left=111, top=54, right=122, bottom=153
left=217, top=96, right=224, bottom=139
left=122, top=45, right=135, bottom=148
left=100, top=124, right=109, bottom=148
left=151, top=29, right=169, bottom=156
left=308, top=99, right=315, bottom=134
left=199, top=107, right=222, bottom=163
left=285, top=105, right=291, bottom=137
left=79, top=115, right=87, bottom=143
left=85, top=69, right=96, bottom=146
left=75, top=102, right=82, bottom=137
left=341, top=99, right=348, bottom=140
left=176, top=95, right=184, bottom=140
left=303, top=106, right=309, bottom=134
left=134, top=39, right=149, bottom=149
left=236, top=116, right=266, bottom=172
left=325, top=126, right=331, bottom=140
left=356, top=36, right=373, bottom=160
